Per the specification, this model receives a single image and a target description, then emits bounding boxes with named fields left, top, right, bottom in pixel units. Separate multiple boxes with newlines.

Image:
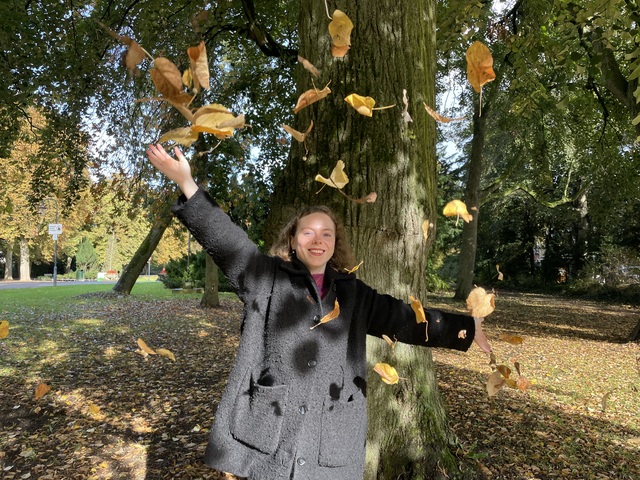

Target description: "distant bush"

left=158, top=251, right=232, bottom=292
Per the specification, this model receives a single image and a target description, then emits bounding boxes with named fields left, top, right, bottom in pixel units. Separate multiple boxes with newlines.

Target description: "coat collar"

left=278, top=257, right=355, bottom=282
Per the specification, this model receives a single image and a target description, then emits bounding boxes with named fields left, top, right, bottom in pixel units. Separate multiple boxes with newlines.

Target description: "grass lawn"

left=0, top=284, right=639, bottom=479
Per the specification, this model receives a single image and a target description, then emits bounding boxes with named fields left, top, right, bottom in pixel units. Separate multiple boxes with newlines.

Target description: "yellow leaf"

left=496, top=365, right=512, bottom=379
left=373, top=362, right=400, bottom=385
left=156, top=348, right=176, bottom=361
left=466, top=41, right=496, bottom=93
left=486, top=370, right=506, bottom=397
left=182, top=68, right=193, bottom=89
left=135, top=349, right=149, bottom=358
left=35, top=383, right=51, bottom=400
left=516, top=377, right=532, bottom=391
left=315, top=160, right=349, bottom=190
left=150, top=57, right=184, bottom=98
left=466, top=286, right=496, bottom=318
left=499, top=333, right=524, bottom=345
left=282, top=121, right=314, bottom=143
left=298, top=55, right=320, bottom=78
left=0, top=320, right=8, bottom=339
left=409, top=296, right=427, bottom=324
left=158, top=127, right=199, bottom=147
left=421, top=220, right=433, bottom=240
left=328, top=10, right=353, bottom=56
left=187, top=41, right=210, bottom=91
left=496, top=264, right=504, bottom=281
left=293, top=84, right=331, bottom=113
left=137, top=338, right=156, bottom=355
left=345, top=93, right=375, bottom=117
left=310, top=299, right=340, bottom=330
left=423, top=103, right=465, bottom=123
left=192, top=104, right=241, bottom=139
left=443, top=200, right=473, bottom=224
left=125, top=40, right=146, bottom=74
left=89, top=403, right=101, bottom=415
left=382, top=334, right=397, bottom=356
left=343, top=260, right=363, bottom=274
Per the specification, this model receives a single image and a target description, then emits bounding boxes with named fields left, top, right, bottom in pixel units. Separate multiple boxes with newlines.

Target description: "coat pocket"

left=230, top=370, right=289, bottom=455
left=318, top=392, right=367, bottom=467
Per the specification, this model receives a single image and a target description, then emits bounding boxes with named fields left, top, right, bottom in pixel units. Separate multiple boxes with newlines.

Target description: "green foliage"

left=158, top=251, right=232, bottom=292
left=75, top=237, right=99, bottom=272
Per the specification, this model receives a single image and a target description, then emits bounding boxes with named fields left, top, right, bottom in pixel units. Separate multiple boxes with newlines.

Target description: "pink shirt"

left=311, top=273, right=329, bottom=299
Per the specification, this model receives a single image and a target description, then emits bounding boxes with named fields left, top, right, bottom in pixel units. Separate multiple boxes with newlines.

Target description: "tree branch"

left=240, top=0, right=297, bottom=63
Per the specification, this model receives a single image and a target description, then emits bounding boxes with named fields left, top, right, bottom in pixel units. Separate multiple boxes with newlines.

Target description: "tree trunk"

left=454, top=109, right=488, bottom=300
left=19, top=237, right=30, bottom=281
left=4, top=241, right=13, bottom=280
left=200, top=253, right=220, bottom=308
left=112, top=205, right=173, bottom=295
left=267, top=1, right=467, bottom=477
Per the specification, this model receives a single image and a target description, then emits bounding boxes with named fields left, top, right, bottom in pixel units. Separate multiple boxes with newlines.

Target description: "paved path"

left=0, top=280, right=116, bottom=290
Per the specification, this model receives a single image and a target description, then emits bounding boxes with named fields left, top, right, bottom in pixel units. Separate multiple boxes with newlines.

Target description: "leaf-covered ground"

left=1, top=291, right=639, bottom=479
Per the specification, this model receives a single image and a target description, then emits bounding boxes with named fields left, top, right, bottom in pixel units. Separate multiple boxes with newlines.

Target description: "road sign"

left=48, top=223, right=62, bottom=235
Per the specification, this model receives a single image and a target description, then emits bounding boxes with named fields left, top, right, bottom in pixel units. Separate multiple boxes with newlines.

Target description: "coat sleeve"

left=171, top=187, right=273, bottom=301
left=360, top=283, right=475, bottom=351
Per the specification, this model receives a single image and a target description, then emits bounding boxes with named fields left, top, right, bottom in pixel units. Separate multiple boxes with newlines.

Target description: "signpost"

left=47, top=222, right=61, bottom=286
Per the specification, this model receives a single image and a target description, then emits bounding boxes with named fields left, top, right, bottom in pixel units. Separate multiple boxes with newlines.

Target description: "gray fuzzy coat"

left=173, top=188, right=475, bottom=480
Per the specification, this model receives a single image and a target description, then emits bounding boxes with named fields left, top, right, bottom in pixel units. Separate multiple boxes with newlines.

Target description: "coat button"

left=313, top=315, right=320, bottom=323
left=332, top=284, right=337, bottom=291
left=307, top=359, right=317, bottom=368
left=298, top=405, right=307, bottom=415
left=296, top=457, right=306, bottom=466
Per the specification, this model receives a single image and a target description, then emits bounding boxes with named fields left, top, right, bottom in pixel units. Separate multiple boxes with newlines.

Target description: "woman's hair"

left=269, top=206, right=356, bottom=272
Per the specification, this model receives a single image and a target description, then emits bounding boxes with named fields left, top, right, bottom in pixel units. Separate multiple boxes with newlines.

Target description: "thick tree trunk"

left=200, top=253, right=220, bottom=308
left=267, top=1, right=467, bottom=477
left=19, top=238, right=30, bottom=281
left=454, top=109, right=488, bottom=300
left=112, top=204, right=173, bottom=295
left=4, top=241, right=13, bottom=280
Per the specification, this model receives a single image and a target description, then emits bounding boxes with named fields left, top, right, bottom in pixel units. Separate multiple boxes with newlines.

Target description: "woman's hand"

left=473, top=317, right=491, bottom=353
left=146, top=144, right=198, bottom=199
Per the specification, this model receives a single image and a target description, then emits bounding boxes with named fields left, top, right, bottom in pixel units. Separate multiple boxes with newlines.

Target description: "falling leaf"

left=282, top=121, right=314, bottom=142
left=443, top=200, right=473, bottom=225
left=345, top=94, right=375, bottom=117
left=298, top=55, right=320, bottom=78
left=466, top=41, right=496, bottom=93
left=466, top=286, right=496, bottom=318
left=499, top=333, right=524, bottom=345
left=496, top=365, right=512, bottom=379
left=409, top=296, right=427, bottom=324
left=421, top=220, right=432, bottom=240
left=89, top=404, right=101, bottom=415
left=135, top=349, right=149, bottom=358
left=137, top=338, right=157, bottom=355
left=310, top=299, right=340, bottom=330
left=157, top=348, right=176, bottom=361
left=97, top=22, right=147, bottom=74
left=516, top=377, right=532, bottom=392
left=373, top=363, right=400, bottom=385
left=35, top=383, right=51, bottom=400
left=496, top=264, right=504, bottom=281
left=487, top=370, right=506, bottom=397
left=315, top=160, right=349, bottom=190
left=328, top=10, right=353, bottom=57
left=217, top=114, right=246, bottom=130
left=364, top=192, right=377, bottom=203
left=158, top=127, right=199, bottom=147
left=192, top=104, right=242, bottom=139
left=343, top=260, right=363, bottom=274
left=513, top=361, right=521, bottom=376
left=182, top=68, right=193, bottom=89
left=187, top=41, right=210, bottom=91
left=382, top=335, right=397, bottom=355
left=293, top=84, right=332, bottom=113
left=0, top=320, right=8, bottom=339
left=423, top=103, right=465, bottom=123
left=402, top=89, right=412, bottom=123
left=150, top=57, right=184, bottom=99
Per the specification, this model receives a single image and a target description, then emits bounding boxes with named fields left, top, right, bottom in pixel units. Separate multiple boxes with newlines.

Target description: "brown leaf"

left=187, top=41, right=210, bottom=91
left=158, top=127, right=199, bottom=147
left=150, top=57, right=184, bottom=98
left=328, top=10, right=353, bottom=57
left=499, top=333, right=524, bottom=345
left=402, top=89, right=412, bottom=123
left=35, top=383, right=51, bottom=400
left=409, top=296, right=427, bottom=324
left=487, top=370, right=506, bottom=397
left=282, top=121, right=314, bottom=143
left=423, top=102, right=465, bottom=123
left=298, top=55, right=320, bottom=78
left=310, top=300, right=340, bottom=330
left=293, top=84, right=331, bottom=113
left=345, top=93, right=375, bottom=117
left=137, top=338, right=157, bottom=355
left=466, top=286, right=496, bottom=318
left=315, top=160, right=349, bottom=190
left=343, top=260, right=363, bottom=274
left=466, top=41, right=496, bottom=93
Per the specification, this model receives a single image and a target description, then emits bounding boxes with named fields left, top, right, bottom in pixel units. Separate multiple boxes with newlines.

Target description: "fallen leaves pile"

left=1, top=292, right=639, bottom=479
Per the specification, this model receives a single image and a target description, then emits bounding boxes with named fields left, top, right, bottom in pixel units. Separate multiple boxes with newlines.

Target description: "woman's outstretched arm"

left=146, top=144, right=199, bottom=199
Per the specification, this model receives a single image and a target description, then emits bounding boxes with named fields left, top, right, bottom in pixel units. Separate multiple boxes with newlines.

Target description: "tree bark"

left=19, top=237, right=30, bottom=281
left=454, top=109, right=488, bottom=300
left=200, top=253, right=220, bottom=308
left=4, top=241, right=13, bottom=280
left=112, top=202, right=174, bottom=295
left=266, top=1, right=467, bottom=477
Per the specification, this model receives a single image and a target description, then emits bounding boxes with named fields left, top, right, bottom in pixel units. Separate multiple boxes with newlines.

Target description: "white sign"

left=51, top=234, right=58, bottom=241
left=48, top=223, right=62, bottom=235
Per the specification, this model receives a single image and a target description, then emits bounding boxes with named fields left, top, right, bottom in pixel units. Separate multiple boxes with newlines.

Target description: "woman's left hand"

left=473, top=317, right=492, bottom=353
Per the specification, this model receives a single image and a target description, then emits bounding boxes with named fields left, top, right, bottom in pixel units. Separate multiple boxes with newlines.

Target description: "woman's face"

left=291, top=212, right=336, bottom=274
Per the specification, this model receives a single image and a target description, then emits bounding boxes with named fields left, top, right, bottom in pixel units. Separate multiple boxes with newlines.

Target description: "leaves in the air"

left=282, top=121, right=314, bottom=143
left=187, top=41, right=210, bottom=92
left=192, top=104, right=244, bottom=140
left=343, top=260, right=364, bottom=274
left=466, top=41, right=496, bottom=93
left=373, top=362, right=400, bottom=385
left=150, top=57, right=184, bottom=99
left=158, top=127, right=200, bottom=147
left=137, top=338, right=156, bottom=355
left=298, top=55, right=320, bottom=78
left=409, top=296, right=427, bottom=324
left=345, top=94, right=395, bottom=117
left=293, top=83, right=332, bottom=113
left=382, top=334, right=397, bottom=356
left=443, top=199, right=473, bottom=225
left=136, top=338, right=176, bottom=361
left=316, top=160, right=349, bottom=190
left=496, top=264, right=504, bottom=281
left=487, top=356, right=532, bottom=397
left=422, top=220, right=433, bottom=240
left=423, top=103, right=465, bottom=123
left=499, top=333, right=524, bottom=345
left=466, top=286, right=496, bottom=318
left=310, top=299, right=340, bottom=330
left=35, top=383, right=51, bottom=400
left=402, top=89, right=412, bottom=123
left=156, top=348, right=176, bottom=361
left=98, top=21, right=148, bottom=75
left=0, top=320, right=8, bottom=339
left=328, top=10, right=353, bottom=58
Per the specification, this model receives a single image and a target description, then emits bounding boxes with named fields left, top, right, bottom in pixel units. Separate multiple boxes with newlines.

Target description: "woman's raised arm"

left=146, top=144, right=199, bottom=199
